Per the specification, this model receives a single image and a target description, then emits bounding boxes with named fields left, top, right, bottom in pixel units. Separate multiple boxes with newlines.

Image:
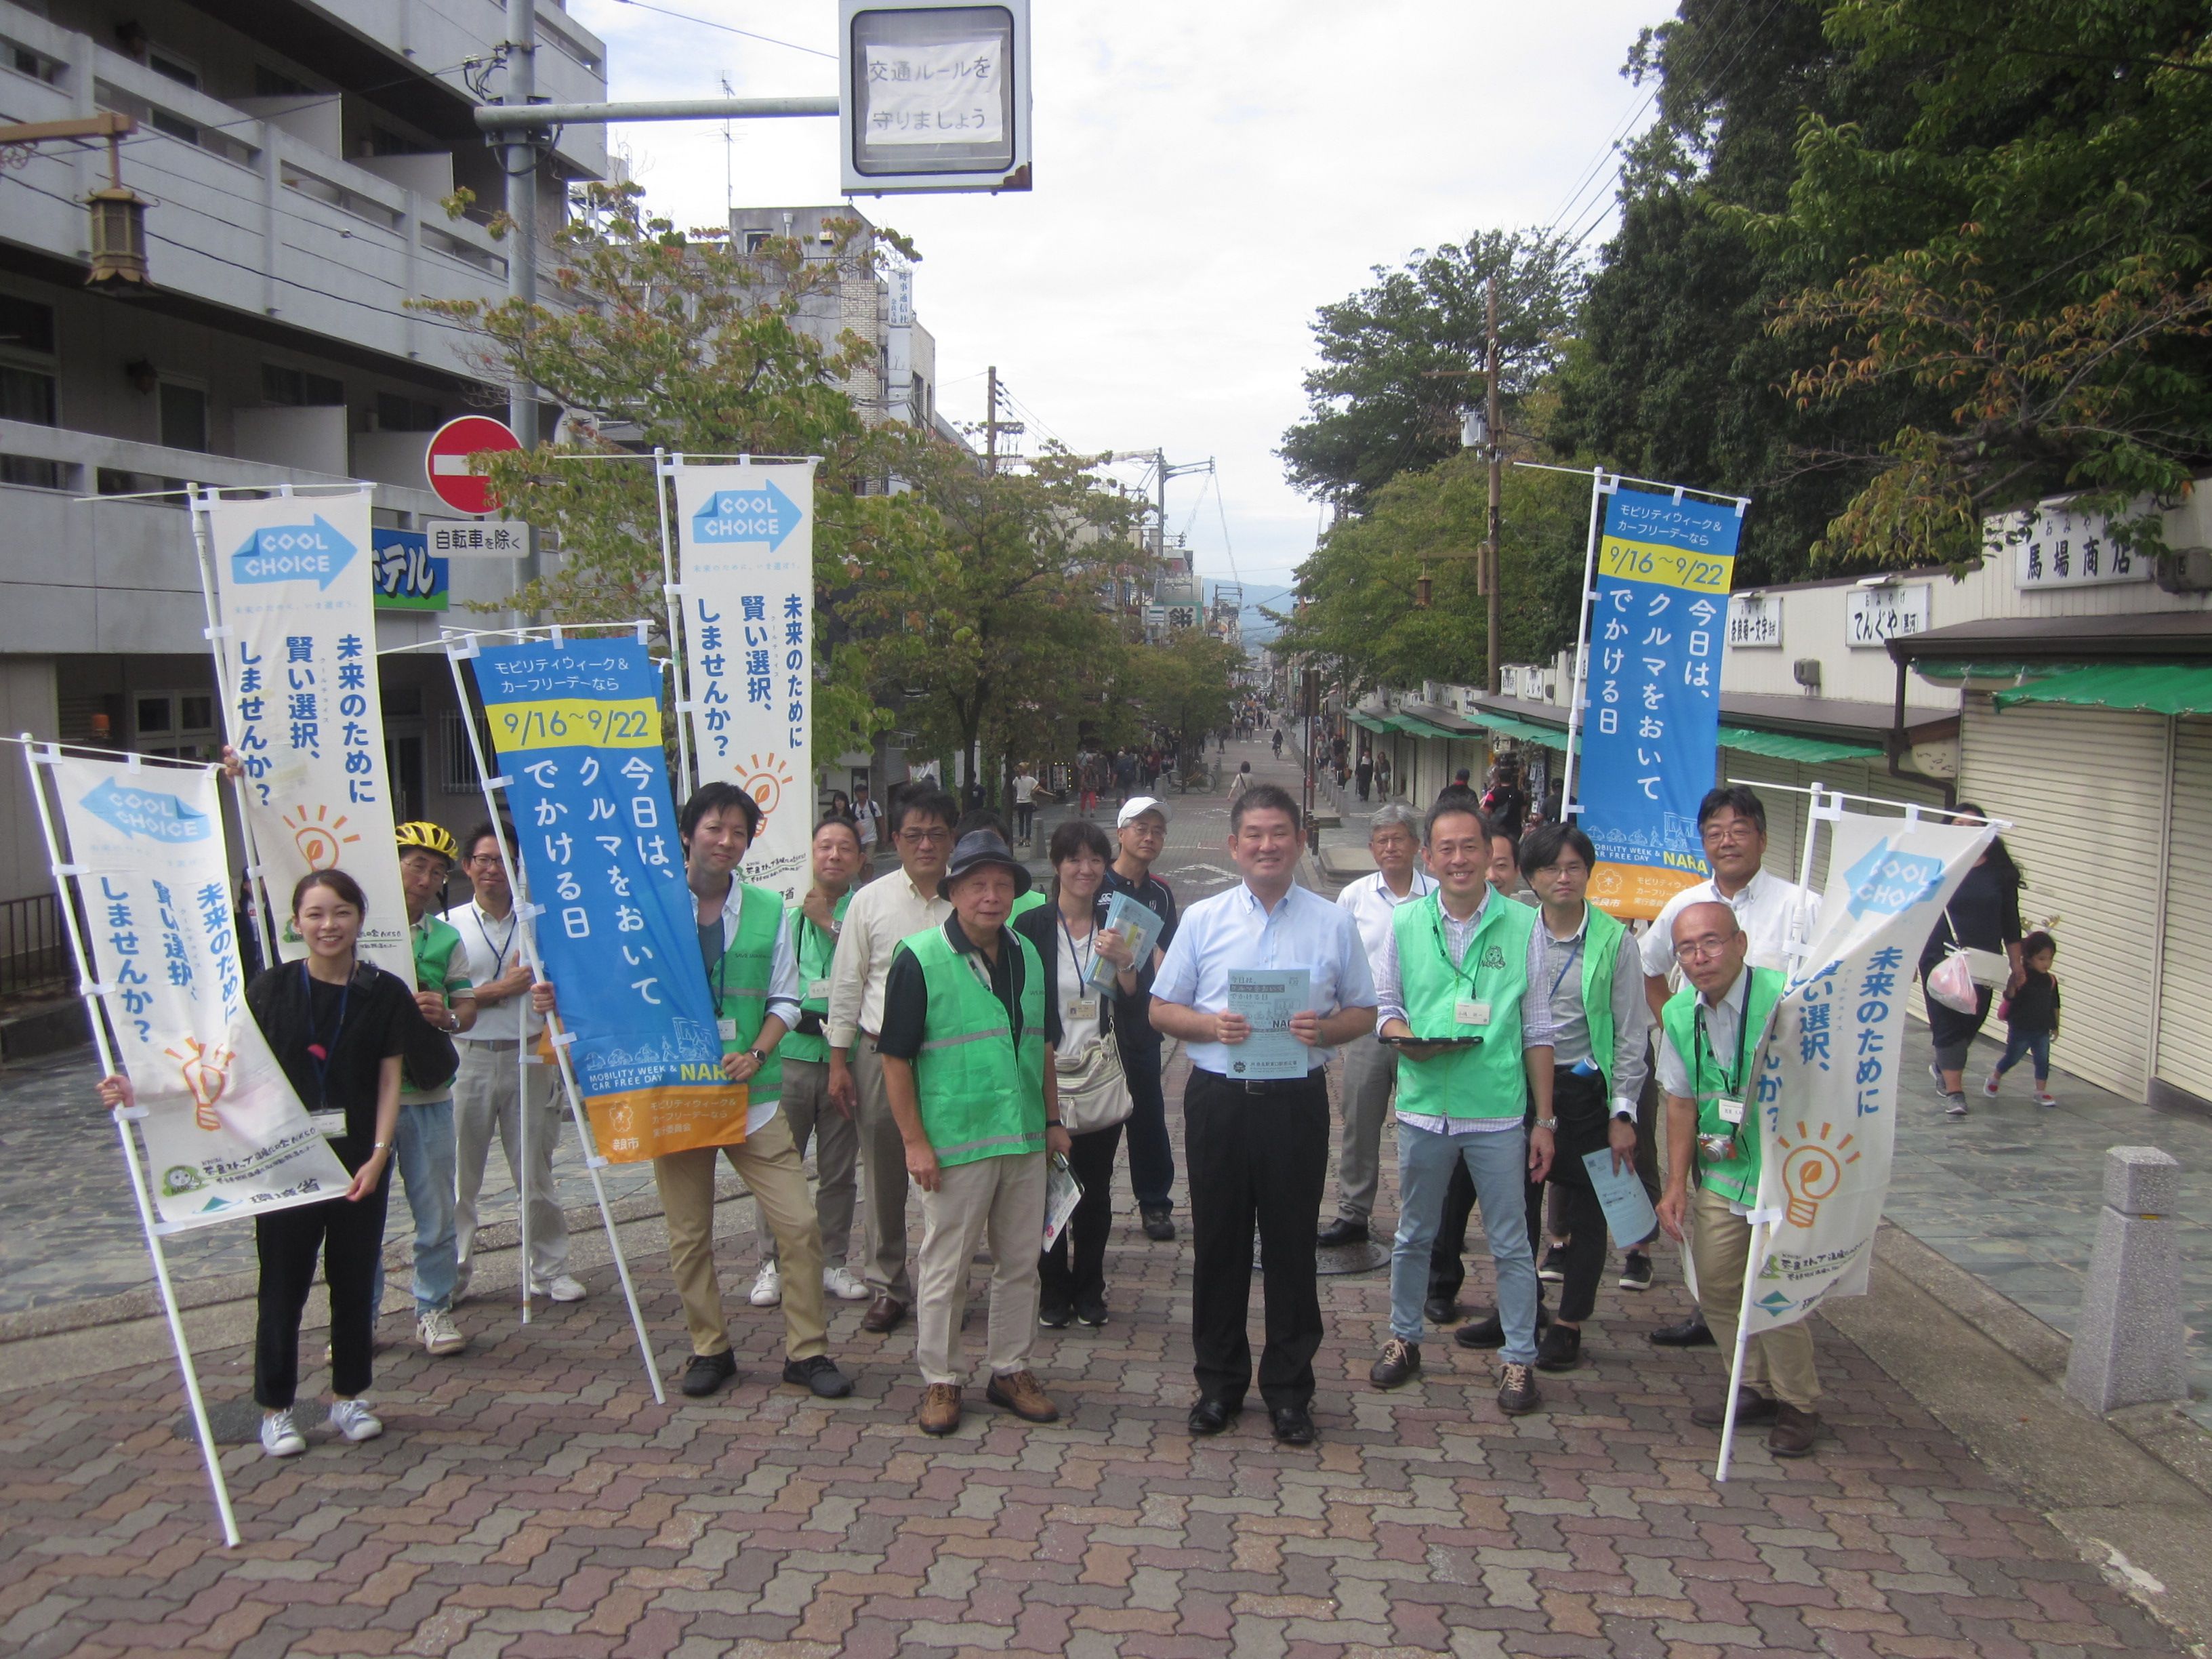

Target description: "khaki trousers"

left=654, top=1111, right=826, bottom=1362
left=914, top=1149, right=1048, bottom=1387
left=1689, top=1186, right=1821, bottom=1409
left=758, top=1058, right=859, bottom=1272
left=851, top=1036, right=915, bottom=1302
left=1333, top=1038, right=1397, bottom=1223
left=453, top=1041, right=569, bottom=1289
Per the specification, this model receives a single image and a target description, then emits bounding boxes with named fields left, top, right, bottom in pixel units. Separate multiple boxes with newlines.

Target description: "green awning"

left=1390, top=714, right=1461, bottom=739
left=1349, top=711, right=1391, bottom=734
left=1992, top=663, right=2212, bottom=716
left=1476, top=712, right=1570, bottom=750
left=1718, top=725, right=1883, bottom=763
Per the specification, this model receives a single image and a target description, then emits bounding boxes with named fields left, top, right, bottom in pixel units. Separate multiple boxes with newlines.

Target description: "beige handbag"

left=1056, top=1035, right=1133, bottom=1135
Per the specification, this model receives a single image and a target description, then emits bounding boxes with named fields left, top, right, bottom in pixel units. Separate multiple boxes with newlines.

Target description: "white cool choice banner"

left=204, top=490, right=411, bottom=982
left=671, top=460, right=819, bottom=899
left=52, top=755, right=348, bottom=1229
left=1740, top=811, right=1994, bottom=1332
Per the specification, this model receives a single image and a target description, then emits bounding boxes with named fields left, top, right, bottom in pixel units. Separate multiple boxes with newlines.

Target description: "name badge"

left=718, top=1017, right=739, bottom=1043
left=807, top=979, right=832, bottom=1002
left=308, top=1111, right=346, bottom=1138
left=1715, top=1096, right=1746, bottom=1125
left=1065, top=996, right=1099, bottom=1023
left=1455, top=999, right=1492, bottom=1027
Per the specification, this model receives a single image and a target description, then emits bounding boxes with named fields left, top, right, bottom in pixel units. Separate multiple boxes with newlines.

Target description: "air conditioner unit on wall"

left=2156, top=547, right=2212, bottom=594
left=1793, top=658, right=1822, bottom=691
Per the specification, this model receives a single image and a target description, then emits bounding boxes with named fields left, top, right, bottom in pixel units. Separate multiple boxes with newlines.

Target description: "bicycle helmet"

left=394, top=820, right=459, bottom=863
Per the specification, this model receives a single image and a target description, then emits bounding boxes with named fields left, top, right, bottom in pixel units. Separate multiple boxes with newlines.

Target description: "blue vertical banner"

left=471, top=636, right=739, bottom=1162
left=1577, top=486, right=1744, bottom=920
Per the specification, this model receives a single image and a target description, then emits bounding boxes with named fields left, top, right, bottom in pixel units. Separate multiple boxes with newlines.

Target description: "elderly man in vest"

left=878, top=828, right=1071, bottom=1437
left=1653, top=900, right=1818, bottom=1457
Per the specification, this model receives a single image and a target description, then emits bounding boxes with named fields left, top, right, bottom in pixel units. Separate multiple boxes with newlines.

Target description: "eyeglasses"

left=466, top=853, right=505, bottom=867
left=897, top=827, right=951, bottom=845
left=1675, top=934, right=1738, bottom=961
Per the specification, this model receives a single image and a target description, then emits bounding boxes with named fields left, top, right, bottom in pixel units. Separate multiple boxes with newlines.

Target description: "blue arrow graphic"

left=689, top=478, right=801, bottom=550
left=80, top=777, right=213, bottom=842
left=1841, top=836, right=1945, bottom=918
left=229, top=515, right=357, bottom=590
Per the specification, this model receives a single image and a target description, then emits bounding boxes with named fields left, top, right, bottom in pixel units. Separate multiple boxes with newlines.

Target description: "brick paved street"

left=0, top=1035, right=2178, bottom=1659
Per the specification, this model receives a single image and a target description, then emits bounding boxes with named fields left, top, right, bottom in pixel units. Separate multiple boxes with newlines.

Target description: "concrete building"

left=0, top=0, right=609, bottom=980
left=1349, top=487, right=2212, bottom=1109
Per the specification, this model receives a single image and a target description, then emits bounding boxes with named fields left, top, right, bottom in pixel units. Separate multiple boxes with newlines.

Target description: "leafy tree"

left=1269, top=449, right=1590, bottom=699
left=1753, top=0, right=2212, bottom=567
left=1280, top=229, right=1586, bottom=513
left=1129, top=630, right=1244, bottom=772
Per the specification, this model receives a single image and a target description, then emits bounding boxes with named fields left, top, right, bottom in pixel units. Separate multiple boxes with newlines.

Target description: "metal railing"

left=0, top=890, right=69, bottom=1004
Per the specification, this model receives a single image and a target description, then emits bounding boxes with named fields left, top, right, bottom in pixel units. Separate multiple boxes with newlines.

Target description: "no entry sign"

left=423, top=415, right=520, bottom=516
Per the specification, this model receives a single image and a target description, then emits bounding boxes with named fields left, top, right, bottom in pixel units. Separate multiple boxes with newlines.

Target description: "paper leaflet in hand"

left=1580, top=1147, right=1659, bottom=1249
left=1225, top=966, right=1311, bottom=1080
left=1087, top=890, right=1165, bottom=991
left=1042, top=1152, right=1082, bottom=1252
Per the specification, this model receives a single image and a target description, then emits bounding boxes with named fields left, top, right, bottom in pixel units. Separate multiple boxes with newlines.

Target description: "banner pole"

left=444, top=646, right=667, bottom=1403
left=1557, top=470, right=1607, bottom=814
left=516, top=1033, right=531, bottom=1326
left=655, top=449, right=695, bottom=798
left=22, top=743, right=243, bottom=1547
left=1713, top=1214, right=1767, bottom=1483
left=190, top=489, right=280, bottom=972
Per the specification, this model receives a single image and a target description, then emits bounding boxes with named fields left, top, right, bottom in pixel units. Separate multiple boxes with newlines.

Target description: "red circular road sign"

left=423, top=415, right=520, bottom=515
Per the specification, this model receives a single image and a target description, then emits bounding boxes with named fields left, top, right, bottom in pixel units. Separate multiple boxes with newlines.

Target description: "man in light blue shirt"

left=1151, top=783, right=1377, bottom=1448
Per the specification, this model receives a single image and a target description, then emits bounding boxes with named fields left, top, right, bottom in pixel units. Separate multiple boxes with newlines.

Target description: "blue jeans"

left=371, top=1098, right=459, bottom=1316
left=1391, top=1120, right=1538, bottom=1363
left=1994, top=1028, right=2051, bottom=1082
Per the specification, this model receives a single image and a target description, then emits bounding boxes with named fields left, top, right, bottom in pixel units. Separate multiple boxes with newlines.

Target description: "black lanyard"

left=1693, top=987, right=1753, bottom=1099
left=474, top=906, right=518, bottom=979
left=1429, top=899, right=1488, bottom=994
left=1059, top=907, right=1098, bottom=989
left=301, top=960, right=350, bottom=1109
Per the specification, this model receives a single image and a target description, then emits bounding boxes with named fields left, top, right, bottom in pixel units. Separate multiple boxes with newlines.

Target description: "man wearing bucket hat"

left=878, top=829, right=1073, bottom=1437
left=1101, top=795, right=1181, bottom=1241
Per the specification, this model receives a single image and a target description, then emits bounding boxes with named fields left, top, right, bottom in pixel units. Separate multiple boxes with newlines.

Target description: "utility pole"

left=985, top=365, right=998, bottom=470
left=503, top=0, right=540, bottom=600
left=1483, top=279, right=1502, bottom=696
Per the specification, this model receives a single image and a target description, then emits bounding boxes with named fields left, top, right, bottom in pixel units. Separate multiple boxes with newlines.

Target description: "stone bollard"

left=2064, top=1145, right=2188, bottom=1414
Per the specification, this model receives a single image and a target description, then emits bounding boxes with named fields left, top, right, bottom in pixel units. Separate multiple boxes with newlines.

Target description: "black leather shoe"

left=1691, top=1387, right=1779, bottom=1429
left=781, top=1355, right=853, bottom=1399
left=1141, top=1206, right=1177, bottom=1242
left=1650, top=1315, right=1715, bottom=1347
left=1316, top=1217, right=1370, bottom=1248
left=1369, top=1338, right=1420, bottom=1389
left=1269, top=1404, right=1316, bottom=1446
left=1422, top=1295, right=1460, bottom=1326
left=680, top=1350, right=737, bottom=1397
left=1454, top=1300, right=1551, bottom=1349
left=1534, top=1323, right=1581, bottom=1374
left=1187, top=1397, right=1242, bottom=1436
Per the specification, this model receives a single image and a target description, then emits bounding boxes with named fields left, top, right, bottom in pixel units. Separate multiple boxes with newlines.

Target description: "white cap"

left=1117, top=796, right=1171, bottom=828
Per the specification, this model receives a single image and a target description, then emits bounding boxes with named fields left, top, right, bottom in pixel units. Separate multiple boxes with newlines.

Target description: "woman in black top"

left=100, top=869, right=413, bottom=1458
left=1016, top=819, right=1139, bottom=1328
left=1919, top=803, right=2026, bottom=1116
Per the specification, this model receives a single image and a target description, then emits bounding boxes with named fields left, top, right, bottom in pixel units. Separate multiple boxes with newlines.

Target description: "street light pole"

left=503, top=0, right=540, bottom=605
left=1484, top=279, right=1502, bottom=696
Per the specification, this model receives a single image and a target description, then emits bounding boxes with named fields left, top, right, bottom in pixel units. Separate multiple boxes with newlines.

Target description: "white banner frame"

left=18, top=737, right=241, bottom=1548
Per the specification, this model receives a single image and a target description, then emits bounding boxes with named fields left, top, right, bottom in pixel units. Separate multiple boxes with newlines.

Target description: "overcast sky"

left=569, top=0, right=1672, bottom=602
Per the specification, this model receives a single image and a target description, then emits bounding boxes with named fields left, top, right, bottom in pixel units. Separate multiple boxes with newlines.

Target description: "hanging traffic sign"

left=423, top=415, right=520, bottom=515
left=426, top=518, right=531, bottom=558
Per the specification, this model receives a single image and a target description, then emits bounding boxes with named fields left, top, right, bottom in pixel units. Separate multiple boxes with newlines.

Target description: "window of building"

left=7, top=39, right=64, bottom=86
left=262, top=364, right=344, bottom=406
left=159, top=382, right=208, bottom=452
left=133, top=690, right=218, bottom=760
left=0, top=365, right=56, bottom=425
left=743, top=230, right=773, bottom=253
left=147, top=50, right=199, bottom=90
left=0, top=293, right=56, bottom=359
left=375, top=391, right=442, bottom=431
left=254, top=64, right=312, bottom=97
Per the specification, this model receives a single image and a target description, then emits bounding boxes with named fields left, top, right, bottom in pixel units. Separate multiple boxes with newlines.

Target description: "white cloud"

left=569, top=0, right=1668, bottom=592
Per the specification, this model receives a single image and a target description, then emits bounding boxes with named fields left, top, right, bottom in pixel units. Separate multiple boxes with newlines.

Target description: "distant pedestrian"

left=1355, top=751, right=1374, bottom=802
left=1011, top=762, right=1040, bottom=845
left=1113, top=747, right=1140, bottom=806
left=1984, top=930, right=2060, bottom=1107
left=1374, top=751, right=1391, bottom=798
left=1225, top=760, right=1253, bottom=811
left=852, top=782, right=883, bottom=865
left=1921, top=803, right=2025, bottom=1119
left=1481, top=764, right=1525, bottom=835
left=827, top=790, right=853, bottom=821
left=1271, top=728, right=1284, bottom=759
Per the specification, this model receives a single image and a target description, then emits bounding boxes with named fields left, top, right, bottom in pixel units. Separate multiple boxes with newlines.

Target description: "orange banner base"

left=586, top=1083, right=749, bottom=1163
left=1590, top=862, right=1708, bottom=924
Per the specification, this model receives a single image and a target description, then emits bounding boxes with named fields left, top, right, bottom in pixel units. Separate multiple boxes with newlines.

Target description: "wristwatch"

left=747, top=1047, right=767, bottom=1067
left=1532, top=1117, right=1559, bottom=1132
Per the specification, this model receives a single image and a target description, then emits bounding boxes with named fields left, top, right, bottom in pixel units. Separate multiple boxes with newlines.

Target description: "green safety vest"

left=777, top=889, right=851, bottom=1067
left=1391, top=890, right=1538, bottom=1121
left=709, top=882, right=789, bottom=1108
left=899, top=922, right=1047, bottom=1168
left=1661, top=966, right=1786, bottom=1208
left=1008, top=889, right=1048, bottom=920
left=1549, top=903, right=1627, bottom=1097
left=401, top=910, right=470, bottom=1103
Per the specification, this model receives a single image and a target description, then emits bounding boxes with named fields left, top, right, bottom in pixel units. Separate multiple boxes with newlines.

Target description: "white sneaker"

left=822, top=1265, right=869, bottom=1302
left=750, top=1261, right=782, bottom=1307
left=260, top=1408, right=306, bottom=1458
left=417, top=1307, right=467, bottom=1356
left=1982, top=1074, right=2001, bottom=1097
left=535, top=1273, right=588, bottom=1303
left=327, top=1399, right=384, bottom=1443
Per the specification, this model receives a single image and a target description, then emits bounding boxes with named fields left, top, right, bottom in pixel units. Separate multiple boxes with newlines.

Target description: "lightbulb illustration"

left=281, top=802, right=360, bottom=870
left=1775, top=1120, right=1860, bottom=1229
left=737, top=751, right=796, bottom=821
left=163, top=1036, right=235, bottom=1131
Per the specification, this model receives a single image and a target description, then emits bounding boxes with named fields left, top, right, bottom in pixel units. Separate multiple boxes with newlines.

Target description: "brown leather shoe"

left=1690, top=1387, right=1780, bottom=1429
left=861, top=1295, right=907, bottom=1334
left=918, top=1382, right=962, bottom=1436
left=985, top=1368, right=1059, bottom=1423
left=1767, top=1401, right=1820, bottom=1458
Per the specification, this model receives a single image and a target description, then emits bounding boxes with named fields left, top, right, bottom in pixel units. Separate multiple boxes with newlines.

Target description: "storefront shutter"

left=2154, top=718, right=2212, bottom=1107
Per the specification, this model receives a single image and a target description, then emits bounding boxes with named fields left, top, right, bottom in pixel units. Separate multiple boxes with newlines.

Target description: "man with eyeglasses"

left=1653, top=901, right=1819, bottom=1458
left=1101, top=796, right=1181, bottom=1240
left=1637, top=785, right=1816, bottom=1346
left=827, top=787, right=959, bottom=1333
